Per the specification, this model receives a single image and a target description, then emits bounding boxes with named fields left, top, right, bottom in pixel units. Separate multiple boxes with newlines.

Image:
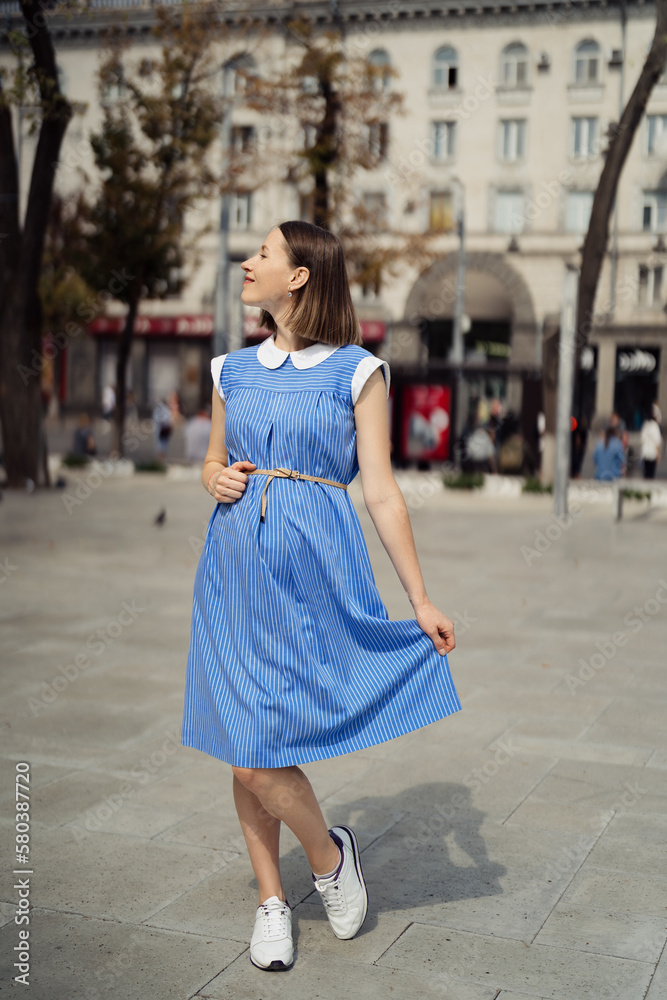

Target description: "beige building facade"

left=2, top=0, right=666, bottom=445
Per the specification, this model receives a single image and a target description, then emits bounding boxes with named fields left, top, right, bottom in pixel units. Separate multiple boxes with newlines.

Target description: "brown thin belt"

left=247, top=468, right=348, bottom=522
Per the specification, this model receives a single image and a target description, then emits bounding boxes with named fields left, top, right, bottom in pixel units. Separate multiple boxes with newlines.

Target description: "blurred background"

left=0, top=0, right=666, bottom=484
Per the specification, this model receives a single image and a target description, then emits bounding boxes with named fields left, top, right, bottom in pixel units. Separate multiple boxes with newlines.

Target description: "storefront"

left=82, top=314, right=388, bottom=417
left=613, top=346, right=661, bottom=431
left=88, top=315, right=214, bottom=416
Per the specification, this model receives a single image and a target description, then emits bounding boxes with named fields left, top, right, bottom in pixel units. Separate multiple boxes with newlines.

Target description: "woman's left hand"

left=414, top=601, right=456, bottom=656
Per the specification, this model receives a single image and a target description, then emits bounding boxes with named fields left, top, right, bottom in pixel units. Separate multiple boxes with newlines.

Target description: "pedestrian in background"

left=152, top=397, right=173, bottom=462
left=593, top=424, right=626, bottom=481
left=640, top=406, right=662, bottom=479
left=102, top=384, right=116, bottom=424
left=181, top=221, right=460, bottom=973
left=71, top=413, right=96, bottom=458
left=184, top=405, right=212, bottom=464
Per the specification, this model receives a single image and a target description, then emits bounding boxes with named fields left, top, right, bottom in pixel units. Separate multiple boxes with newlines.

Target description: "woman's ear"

left=290, top=266, right=310, bottom=290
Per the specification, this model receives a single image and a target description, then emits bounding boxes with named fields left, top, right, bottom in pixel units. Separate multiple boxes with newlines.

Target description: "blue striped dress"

left=181, top=334, right=461, bottom=768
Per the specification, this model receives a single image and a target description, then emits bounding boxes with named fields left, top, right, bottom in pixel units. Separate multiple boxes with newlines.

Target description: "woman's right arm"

left=201, top=386, right=256, bottom=502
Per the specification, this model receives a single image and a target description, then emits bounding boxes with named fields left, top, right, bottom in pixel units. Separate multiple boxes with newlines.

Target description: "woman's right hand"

left=209, top=460, right=257, bottom=503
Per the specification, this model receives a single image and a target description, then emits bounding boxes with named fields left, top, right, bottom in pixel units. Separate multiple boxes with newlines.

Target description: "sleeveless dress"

left=180, top=334, right=461, bottom=768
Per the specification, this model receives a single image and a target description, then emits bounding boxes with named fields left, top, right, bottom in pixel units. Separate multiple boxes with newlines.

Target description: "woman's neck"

left=273, top=316, right=317, bottom=353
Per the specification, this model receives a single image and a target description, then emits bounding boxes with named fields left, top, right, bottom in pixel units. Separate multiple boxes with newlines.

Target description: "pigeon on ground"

left=154, top=508, right=167, bottom=527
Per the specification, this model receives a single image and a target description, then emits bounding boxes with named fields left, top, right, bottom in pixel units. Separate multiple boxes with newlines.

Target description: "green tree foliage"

left=249, top=18, right=438, bottom=292
left=78, top=3, right=235, bottom=455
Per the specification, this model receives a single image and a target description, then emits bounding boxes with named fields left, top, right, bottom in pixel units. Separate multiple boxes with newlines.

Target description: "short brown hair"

left=258, top=221, right=362, bottom=347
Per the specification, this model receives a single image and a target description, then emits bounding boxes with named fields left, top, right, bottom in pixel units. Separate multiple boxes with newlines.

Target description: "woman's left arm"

left=354, top=368, right=455, bottom=656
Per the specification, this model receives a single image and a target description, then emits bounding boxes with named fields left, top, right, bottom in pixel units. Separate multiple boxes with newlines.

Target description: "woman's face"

left=240, top=228, right=307, bottom=312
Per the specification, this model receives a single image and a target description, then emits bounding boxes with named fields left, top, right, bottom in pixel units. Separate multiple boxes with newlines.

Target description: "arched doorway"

left=404, top=251, right=538, bottom=365
left=404, top=252, right=540, bottom=454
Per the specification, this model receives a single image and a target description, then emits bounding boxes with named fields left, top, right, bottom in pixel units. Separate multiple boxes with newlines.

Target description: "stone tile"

left=0, top=910, right=243, bottom=1000
left=504, top=799, right=619, bottom=836
left=647, top=749, right=667, bottom=769
left=645, top=945, right=667, bottom=1000
left=319, top=747, right=557, bottom=834
left=585, top=813, right=667, bottom=878
left=17, top=768, right=142, bottom=827
left=511, top=757, right=666, bottom=817
left=356, top=815, right=594, bottom=941
left=290, top=901, right=412, bottom=964
left=0, top=696, right=170, bottom=761
left=200, top=950, right=498, bottom=1000
left=596, top=696, right=667, bottom=732
left=0, top=901, right=15, bottom=929
left=535, top=904, right=666, bottom=961
left=495, top=995, right=552, bottom=1000
left=493, top=734, right=652, bottom=767
left=29, top=822, right=231, bottom=923
left=377, top=924, right=654, bottom=1000
left=461, top=686, right=614, bottom=723
left=557, top=866, right=667, bottom=918
left=583, top=722, right=667, bottom=750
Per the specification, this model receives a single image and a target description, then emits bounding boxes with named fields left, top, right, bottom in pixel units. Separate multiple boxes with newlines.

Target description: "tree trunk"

left=576, top=0, right=667, bottom=380
left=0, top=0, right=72, bottom=488
left=540, top=316, right=560, bottom=484
left=313, top=75, right=342, bottom=231
left=112, top=292, right=140, bottom=458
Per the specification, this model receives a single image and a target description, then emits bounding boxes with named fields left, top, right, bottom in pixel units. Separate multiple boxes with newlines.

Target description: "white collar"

left=256, top=333, right=340, bottom=370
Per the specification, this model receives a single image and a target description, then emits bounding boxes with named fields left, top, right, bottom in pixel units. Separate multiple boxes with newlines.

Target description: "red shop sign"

left=401, top=384, right=451, bottom=461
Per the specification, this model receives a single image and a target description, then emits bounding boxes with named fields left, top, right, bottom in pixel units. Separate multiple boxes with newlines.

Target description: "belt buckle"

left=291, top=469, right=301, bottom=480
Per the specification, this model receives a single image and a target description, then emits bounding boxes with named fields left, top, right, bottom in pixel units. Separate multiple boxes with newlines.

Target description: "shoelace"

left=259, top=899, right=290, bottom=940
left=313, top=874, right=346, bottom=914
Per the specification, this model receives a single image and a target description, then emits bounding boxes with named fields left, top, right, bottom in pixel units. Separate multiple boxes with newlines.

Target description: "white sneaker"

left=249, top=896, right=294, bottom=971
left=312, top=826, right=368, bottom=940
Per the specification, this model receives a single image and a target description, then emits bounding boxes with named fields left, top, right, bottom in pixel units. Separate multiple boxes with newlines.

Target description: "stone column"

left=594, top=338, right=616, bottom=428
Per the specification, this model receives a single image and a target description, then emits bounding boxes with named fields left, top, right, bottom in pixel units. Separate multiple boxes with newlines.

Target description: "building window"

left=223, top=53, right=256, bottom=97
left=368, top=49, right=392, bottom=92
left=56, top=64, right=68, bottom=97
left=642, top=191, right=667, bottom=232
left=362, top=192, right=387, bottom=231
left=231, top=125, right=255, bottom=154
left=301, top=75, right=319, bottom=95
left=572, top=117, right=598, bottom=158
left=432, top=46, right=458, bottom=91
left=638, top=265, right=664, bottom=307
left=494, top=190, right=525, bottom=234
left=101, top=65, right=125, bottom=103
left=429, top=192, right=454, bottom=232
left=431, top=121, right=456, bottom=163
left=501, top=43, right=529, bottom=88
left=565, top=190, right=594, bottom=233
left=499, top=119, right=526, bottom=162
left=574, top=40, right=601, bottom=84
left=367, top=122, right=389, bottom=160
left=647, top=115, right=667, bottom=156
left=230, top=192, right=252, bottom=230
left=303, top=123, right=318, bottom=149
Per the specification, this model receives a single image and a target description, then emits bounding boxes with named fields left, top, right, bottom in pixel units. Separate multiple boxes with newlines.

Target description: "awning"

left=89, top=315, right=213, bottom=337
left=89, top=314, right=387, bottom=343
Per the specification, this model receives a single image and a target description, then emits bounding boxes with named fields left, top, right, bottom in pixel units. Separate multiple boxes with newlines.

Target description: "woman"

left=593, top=424, right=626, bottom=481
left=181, top=221, right=461, bottom=971
left=640, top=406, right=662, bottom=479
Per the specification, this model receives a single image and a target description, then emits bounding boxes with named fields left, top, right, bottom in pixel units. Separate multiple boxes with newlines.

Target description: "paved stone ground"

left=1, top=468, right=666, bottom=1000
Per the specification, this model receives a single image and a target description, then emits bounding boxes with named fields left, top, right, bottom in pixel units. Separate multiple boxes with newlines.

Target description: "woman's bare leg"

left=232, top=765, right=340, bottom=890
left=233, top=776, right=285, bottom=905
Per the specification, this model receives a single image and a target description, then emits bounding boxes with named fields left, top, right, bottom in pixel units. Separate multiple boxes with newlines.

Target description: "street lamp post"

left=449, top=177, right=466, bottom=460
left=214, top=65, right=233, bottom=359
left=451, top=183, right=466, bottom=368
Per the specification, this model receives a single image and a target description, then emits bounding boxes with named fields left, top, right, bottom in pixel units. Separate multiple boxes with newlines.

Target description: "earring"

left=287, top=290, right=292, bottom=297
